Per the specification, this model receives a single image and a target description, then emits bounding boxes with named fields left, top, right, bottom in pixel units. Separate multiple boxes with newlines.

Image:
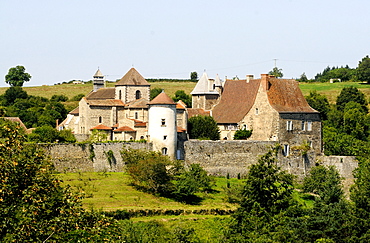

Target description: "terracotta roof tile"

left=267, top=78, right=318, bottom=113
left=212, top=79, right=260, bottom=123
left=113, top=126, right=136, bottom=132
left=187, top=108, right=211, bottom=118
left=87, top=99, right=125, bottom=107
left=90, top=124, right=112, bottom=130
left=177, top=126, right=186, bottom=132
left=176, top=100, right=186, bottom=109
left=115, top=68, right=150, bottom=86
left=126, top=98, right=148, bottom=108
left=148, top=92, right=176, bottom=105
left=86, top=88, right=115, bottom=100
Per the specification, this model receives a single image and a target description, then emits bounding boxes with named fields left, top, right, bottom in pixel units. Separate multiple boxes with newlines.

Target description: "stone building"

left=191, top=73, right=322, bottom=155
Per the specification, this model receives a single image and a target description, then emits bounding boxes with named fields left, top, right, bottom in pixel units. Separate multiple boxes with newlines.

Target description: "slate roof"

left=212, top=79, right=260, bottom=123
left=69, top=107, right=79, bottom=115
left=190, top=72, right=219, bottom=95
left=86, top=88, right=115, bottom=100
left=115, top=68, right=150, bottom=86
left=94, top=69, right=103, bottom=77
left=148, top=92, right=176, bottom=105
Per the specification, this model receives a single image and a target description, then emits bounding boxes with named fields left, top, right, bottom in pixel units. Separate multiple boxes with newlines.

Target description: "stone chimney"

left=261, top=74, right=270, bottom=91
left=246, top=75, right=254, bottom=83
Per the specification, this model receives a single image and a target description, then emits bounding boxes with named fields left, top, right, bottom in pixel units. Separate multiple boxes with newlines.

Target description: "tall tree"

left=187, top=115, right=220, bottom=140
left=5, top=65, right=31, bottom=87
left=190, top=71, right=198, bottom=81
left=305, top=90, right=330, bottom=120
left=336, top=86, right=368, bottom=113
left=268, top=67, right=283, bottom=78
left=357, top=55, right=370, bottom=83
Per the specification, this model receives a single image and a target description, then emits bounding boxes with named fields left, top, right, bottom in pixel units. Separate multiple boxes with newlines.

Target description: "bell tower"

left=93, top=68, right=105, bottom=92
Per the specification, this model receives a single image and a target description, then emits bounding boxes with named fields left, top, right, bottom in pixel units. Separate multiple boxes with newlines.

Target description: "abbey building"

left=59, top=67, right=321, bottom=159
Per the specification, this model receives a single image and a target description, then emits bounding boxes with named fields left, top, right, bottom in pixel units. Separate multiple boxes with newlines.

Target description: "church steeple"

left=93, top=68, right=105, bottom=92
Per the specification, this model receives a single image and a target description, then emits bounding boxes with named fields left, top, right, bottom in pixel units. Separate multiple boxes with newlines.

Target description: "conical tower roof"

left=115, top=68, right=149, bottom=86
left=94, top=69, right=103, bottom=77
left=214, top=74, right=222, bottom=87
left=148, top=91, right=176, bottom=105
left=190, top=72, right=219, bottom=95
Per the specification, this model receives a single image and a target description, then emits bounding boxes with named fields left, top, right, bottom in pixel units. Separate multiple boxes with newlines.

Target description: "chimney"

left=246, top=75, right=254, bottom=83
left=261, top=74, right=270, bottom=91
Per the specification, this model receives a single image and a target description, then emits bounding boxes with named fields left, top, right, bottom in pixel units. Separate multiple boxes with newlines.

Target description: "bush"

left=233, top=129, right=252, bottom=140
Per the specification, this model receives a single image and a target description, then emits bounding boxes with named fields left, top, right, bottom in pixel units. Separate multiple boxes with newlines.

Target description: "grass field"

left=0, top=81, right=368, bottom=111
left=58, top=172, right=239, bottom=212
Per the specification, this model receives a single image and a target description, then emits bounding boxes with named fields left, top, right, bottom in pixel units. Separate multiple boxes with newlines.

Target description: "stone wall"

left=44, top=142, right=152, bottom=172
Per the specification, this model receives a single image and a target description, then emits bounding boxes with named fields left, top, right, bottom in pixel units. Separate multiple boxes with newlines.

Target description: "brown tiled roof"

left=177, top=126, right=186, bottom=132
left=113, top=126, right=136, bottom=132
left=212, top=79, right=260, bottom=123
left=267, top=78, right=318, bottom=113
left=2, top=117, right=27, bottom=130
left=69, top=107, right=79, bottom=115
left=86, top=88, right=115, bottom=100
left=129, top=119, right=147, bottom=127
left=126, top=98, right=148, bottom=108
left=115, top=68, right=150, bottom=86
left=148, top=92, right=176, bottom=105
left=187, top=108, right=211, bottom=118
left=86, top=99, right=125, bottom=107
left=176, top=100, right=186, bottom=109
left=90, top=124, right=112, bottom=130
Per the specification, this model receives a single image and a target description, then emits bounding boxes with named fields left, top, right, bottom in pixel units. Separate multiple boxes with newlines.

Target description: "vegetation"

left=188, top=115, right=220, bottom=140
left=233, top=128, right=252, bottom=140
left=268, top=66, right=283, bottom=78
left=172, top=90, right=191, bottom=107
left=5, top=65, right=32, bottom=87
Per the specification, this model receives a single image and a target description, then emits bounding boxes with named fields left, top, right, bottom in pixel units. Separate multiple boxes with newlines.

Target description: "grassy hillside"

left=0, top=81, right=368, bottom=111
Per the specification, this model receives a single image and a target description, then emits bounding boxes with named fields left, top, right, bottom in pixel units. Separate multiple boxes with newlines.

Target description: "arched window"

left=135, top=90, right=141, bottom=100
left=162, top=147, right=168, bottom=155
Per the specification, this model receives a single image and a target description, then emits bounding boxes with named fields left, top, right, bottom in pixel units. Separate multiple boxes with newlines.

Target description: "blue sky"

left=1, top=0, right=369, bottom=87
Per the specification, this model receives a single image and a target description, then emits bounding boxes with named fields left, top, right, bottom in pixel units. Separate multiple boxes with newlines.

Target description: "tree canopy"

left=357, top=55, right=370, bottom=83
left=187, top=115, right=220, bottom=140
left=268, top=67, right=283, bottom=78
left=5, top=65, right=31, bottom=87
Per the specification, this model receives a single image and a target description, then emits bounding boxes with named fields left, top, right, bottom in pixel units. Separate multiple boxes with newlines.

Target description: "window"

left=301, top=121, right=305, bottom=131
left=255, top=108, right=259, bottom=115
left=163, top=135, right=167, bottom=140
left=119, top=90, right=122, bottom=100
left=242, top=124, right=247, bottom=130
left=283, top=144, right=290, bottom=156
left=161, top=119, right=166, bottom=126
left=135, top=90, right=141, bottom=100
left=307, top=121, right=312, bottom=131
left=135, top=112, right=138, bottom=119
left=99, top=116, right=102, bottom=123
left=162, top=147, right=168, bottom=155
left=286, top=121, right=293, bottom=131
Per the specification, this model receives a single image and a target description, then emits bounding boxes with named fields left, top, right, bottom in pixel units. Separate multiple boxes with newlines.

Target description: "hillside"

left=0, top=81, right=369, bottom=112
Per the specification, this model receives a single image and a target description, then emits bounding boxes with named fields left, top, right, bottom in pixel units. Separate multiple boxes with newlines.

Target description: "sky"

left=1, top=0, right=369, bottom=87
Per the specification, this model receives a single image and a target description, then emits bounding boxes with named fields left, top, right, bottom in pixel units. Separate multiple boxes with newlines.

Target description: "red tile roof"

left=86, top=88, right=115, bottom=100
left=267, top=78, right=318, bottom=113
left=90, top=124, right=112, bottom=130
left=113, top=126, right=136, bottom=132
left=212, top=79, right=260, bottom=123
left=148, top=92, right=176, bottom=105
left=176, top=100, right=187, bottom=109
left=115, top=68, right=150, bottom=86
left=86, top=99, right=125, bottom=107
left=187, top=108, right=211, bottom=118
left=126, top=98, right=148, bottom=108
left=177, top=126, right=186, bottom=132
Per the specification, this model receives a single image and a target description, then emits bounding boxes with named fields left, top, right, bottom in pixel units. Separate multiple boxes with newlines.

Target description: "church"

left=59, top=67, right=322, bottom=159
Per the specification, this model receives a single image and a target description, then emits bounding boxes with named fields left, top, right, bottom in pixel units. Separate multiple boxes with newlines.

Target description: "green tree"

left=5, top=65, right=31, bottom=87
left=172, top=90, right=191, bottom=107
left=357, top=55, right=370, bottom=83
left=0, top=118, right=84, bottom=241
left=190, top=71, right=198, bottom=81
left=268, top=67, right=283, bottom=78
left=121, top=149, right=173, bottom=194
left=188, top=115, right=220, bottom=140
left=336, top=86, right=368, bottom=113
left=150, top=87, right=162, bottom=100
left=305, top=90, right=331, bottom=120
left=303, top=165, right=344, bottom=204
left=3, top=86, right=28, bottom=106
left=51, top=94, right=68, bottom=102
left=297, top=72, right=309, bottom=82
left=233, top=129, right=252, bottom=140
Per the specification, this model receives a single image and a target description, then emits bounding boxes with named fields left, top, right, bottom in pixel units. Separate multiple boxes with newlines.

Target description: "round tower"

left=148, top=91, right=177, bottom=159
